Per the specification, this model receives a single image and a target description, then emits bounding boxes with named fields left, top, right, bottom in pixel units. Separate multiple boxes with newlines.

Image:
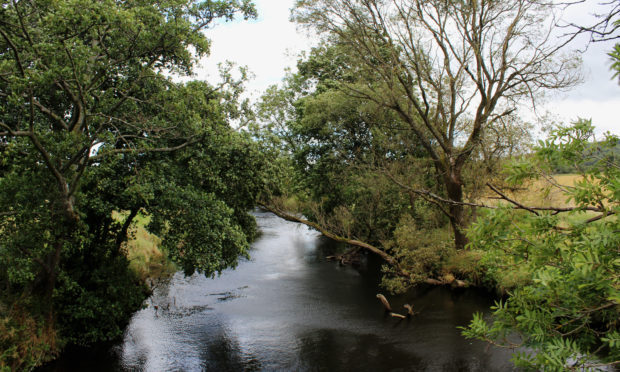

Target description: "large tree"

left=292, top=0, right=580, bottom=248
left=0, top=0, right=261, bottom=367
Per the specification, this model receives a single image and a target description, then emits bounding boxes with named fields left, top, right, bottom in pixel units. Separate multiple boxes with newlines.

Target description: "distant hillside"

left=552, top=139, right=620, bottom=174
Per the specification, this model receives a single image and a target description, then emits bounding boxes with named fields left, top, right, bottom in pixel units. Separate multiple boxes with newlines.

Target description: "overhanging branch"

left=257, top=201, right=467, bottom=287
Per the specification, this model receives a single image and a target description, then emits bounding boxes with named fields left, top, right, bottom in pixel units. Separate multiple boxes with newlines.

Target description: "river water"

left=43, top=210, right=518, bottom=371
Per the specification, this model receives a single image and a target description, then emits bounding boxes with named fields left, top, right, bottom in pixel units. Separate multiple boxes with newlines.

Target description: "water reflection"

left=296, top=330, right=427, bottom=371
left=41, top=210, right=518, bottom=371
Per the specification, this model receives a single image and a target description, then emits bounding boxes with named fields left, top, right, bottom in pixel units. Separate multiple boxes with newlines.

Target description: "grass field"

left=479, top=174, right=581, bottom=207
left=478, top=174, right=613, bottom=226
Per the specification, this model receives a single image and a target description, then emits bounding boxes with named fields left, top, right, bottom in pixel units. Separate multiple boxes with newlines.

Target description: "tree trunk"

left=115, top=207, right=139, bottom=254
left=445, top=169, right=469, bottom=250
left=45, top=237, right=63, bottom=326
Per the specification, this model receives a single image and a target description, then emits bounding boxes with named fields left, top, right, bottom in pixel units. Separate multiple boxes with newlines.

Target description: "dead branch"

left=390, top=312, right=407, bottom=319
left=258, top=201, right=408, bottom=274
left=404, top=304, right=414, bottom=316
left=486, top=183, right=609, bottom=215
left=376, top=293, right=392, bottom=312
left=486, top=183, right=541, bottom=215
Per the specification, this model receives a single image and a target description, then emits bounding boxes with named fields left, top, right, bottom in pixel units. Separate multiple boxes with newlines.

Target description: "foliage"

left=257, top=36, right=536, bottom=291
left=53, top=249, right=149, bottom=346
left=462, top=120, right=620, bottom=371
left=0, top=306, right=53, bottom=371
left=0, top=0, right=261, bottom=368
left=114, top=212, right=174, bottom=281
left=606, top=8, right=620, bottom=82
left=255, top=43, right=433, bottom=250
left=611, top=43, right=620, bottom=82
left=292, top=0, right=579, bottom=249
left=381, top=215, right=453, bottom=293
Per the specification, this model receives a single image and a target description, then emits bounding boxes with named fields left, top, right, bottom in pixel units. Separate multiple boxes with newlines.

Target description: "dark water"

left=43, top=210, right=518, bottom=371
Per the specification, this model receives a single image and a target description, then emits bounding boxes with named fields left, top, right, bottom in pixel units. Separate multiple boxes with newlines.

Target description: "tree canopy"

left=0, top=0, right=263, bottom=368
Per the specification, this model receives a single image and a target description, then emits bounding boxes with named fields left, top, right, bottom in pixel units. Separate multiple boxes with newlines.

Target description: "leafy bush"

left=0, top=305, right=53, bottom=371
left=462, top=121, right=620, bottom=370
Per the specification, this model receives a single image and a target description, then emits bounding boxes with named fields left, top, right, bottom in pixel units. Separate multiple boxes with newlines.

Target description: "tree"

left=292, top=0, right=580, bottom=248
left=255, top=44, right=464, bottom=289
left=462, top=120, right=619, bottom=370
left=0, top=0, right=262, bottom=367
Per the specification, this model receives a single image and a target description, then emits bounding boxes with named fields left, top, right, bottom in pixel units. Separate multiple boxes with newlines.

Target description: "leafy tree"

left=256, top=43, right=462, bottom=289
left=0, top=0, right=261, bottom=367
left=462, top=120, right=619, bottom=370
left=257, top=37, right=535, bottom=290
left=292, top=0, right=580, bottom=249
left=462, top=6, right=620, bottom=369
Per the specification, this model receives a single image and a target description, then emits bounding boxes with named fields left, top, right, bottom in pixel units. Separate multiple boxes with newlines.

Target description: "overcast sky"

left=194, top=0, right=619, bottom=136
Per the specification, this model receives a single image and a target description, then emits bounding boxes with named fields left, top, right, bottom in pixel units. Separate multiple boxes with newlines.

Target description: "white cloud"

left=194, top=1, right=619, bottom=136
left=543, top=1, right=620, bottom=135
left=542, top=98, right=619, bottom=136
left=193, top=0, right=314, bottom=100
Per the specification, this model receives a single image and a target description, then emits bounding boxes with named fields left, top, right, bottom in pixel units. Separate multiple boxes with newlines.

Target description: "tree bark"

left=115, top=207, right=139, bottom=254
left=444, top=169, right=469, bottom=250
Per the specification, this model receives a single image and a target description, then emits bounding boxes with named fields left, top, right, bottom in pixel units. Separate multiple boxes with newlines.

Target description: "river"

left=42, top=209, right=518, bottom=371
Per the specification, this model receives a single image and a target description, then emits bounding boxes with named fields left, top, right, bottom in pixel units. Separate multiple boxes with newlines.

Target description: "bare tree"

left=293, top=0, right=581, bottom=248
left=562, top=0, right=620, bottom=43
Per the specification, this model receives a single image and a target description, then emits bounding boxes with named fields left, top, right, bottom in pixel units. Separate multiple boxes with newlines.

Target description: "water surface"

left=44, top=210, right=517, bottom=371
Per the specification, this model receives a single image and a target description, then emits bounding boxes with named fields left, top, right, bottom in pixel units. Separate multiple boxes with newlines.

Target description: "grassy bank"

left=112, top=211, right=176, bottom=281
left=479, top=174, right=581, bottom=207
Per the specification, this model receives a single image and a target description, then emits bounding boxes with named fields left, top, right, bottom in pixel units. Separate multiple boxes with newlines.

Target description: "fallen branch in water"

left=390, top=312, right=407, bottom=319
left=376, top=294, right=392, bottom=312
left=404, top=304, right=414, bottom=317
left=258, top=201, right=408, bottom=273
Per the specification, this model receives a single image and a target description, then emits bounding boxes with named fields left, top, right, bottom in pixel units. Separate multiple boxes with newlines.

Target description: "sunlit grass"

left=112, top=211, right=176, bottom=280
left=478, top=174, right=614, bottom=226
left=479, top=174, right=582, bottom=208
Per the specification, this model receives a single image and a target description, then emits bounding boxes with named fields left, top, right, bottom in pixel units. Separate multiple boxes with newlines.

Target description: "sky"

left=193, top=0, right=619, bottom=136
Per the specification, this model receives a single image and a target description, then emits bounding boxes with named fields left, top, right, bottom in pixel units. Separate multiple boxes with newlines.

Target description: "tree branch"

left=258, top=200, right=467, bottom=287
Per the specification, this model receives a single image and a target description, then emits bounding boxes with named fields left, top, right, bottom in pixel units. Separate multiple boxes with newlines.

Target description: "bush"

left=462, top=121, right=620, bottom=370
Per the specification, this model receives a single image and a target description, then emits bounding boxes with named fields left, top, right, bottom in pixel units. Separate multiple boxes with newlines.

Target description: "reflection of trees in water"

left=296, top=329, right=426, bottom=371
left=315, top=235, right=346, bottom=258
left=197, top=324, right=262, bottom=372
left=295, top=328, right=512, bottom=372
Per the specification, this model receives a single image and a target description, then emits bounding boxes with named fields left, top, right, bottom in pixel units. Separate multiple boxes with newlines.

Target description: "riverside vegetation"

left=1, top=0, right=619, bottom=371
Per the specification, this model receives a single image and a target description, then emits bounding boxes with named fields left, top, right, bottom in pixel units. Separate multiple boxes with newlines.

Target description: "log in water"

left=40, top=210, right=517, bottom=371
